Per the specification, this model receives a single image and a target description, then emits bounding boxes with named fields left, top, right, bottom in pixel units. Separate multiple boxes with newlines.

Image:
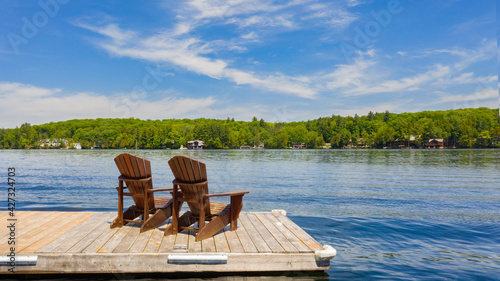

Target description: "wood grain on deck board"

left=0, top=211, right=321, bottom=255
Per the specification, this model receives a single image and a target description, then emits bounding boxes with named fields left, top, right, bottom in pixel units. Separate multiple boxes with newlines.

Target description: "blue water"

left=1, top=149, right=499, bottom=280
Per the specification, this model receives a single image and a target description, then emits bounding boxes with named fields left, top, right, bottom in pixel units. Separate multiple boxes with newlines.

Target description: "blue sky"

left=0, top=0, right=497, bottom=128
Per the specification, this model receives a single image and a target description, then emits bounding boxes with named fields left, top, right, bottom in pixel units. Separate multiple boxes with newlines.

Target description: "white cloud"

left=72, top=2, right=496, bottom=113
left=75, top=23, right=137, bottom=45
left=346, top=0, right=369, bottom=7
left=224, top=69, right=316, bottom=98
left=72, top=1, right=366, bottom=100
left=345, top=64, right=451, bottom=96
left=0, top=82, right=218, bottom=128
left=180, top=103, right=272, bottom=121
left=420, top=39, right=496, bottom=70
left=183, top=0, right=293, bottom=21
left=452, top=17, right=494, bottom=35
left=433, top=73, right=497, bottom=86
left=302, top=4, right=358, bottom=28
left=321, top=40, right=496, bottom=98
left=134, top=96, right=217, bottom=118
left=322, top=54, right=376, bottom=90
left=0, top=82, right=58, bottom=98
left=0, top=81, right=314, bottom=127
left=98, top=33, right=228, bottom=79
left=241, top=32, right=258, bottom=40
left=172, top=22, right=193, bottom=36
left=227, top=14, right=296, bottom=29
left=332, top=100, right=412, bottom=117
left=432, top=87, right=498, bottom=106
left=78, top=23, right=318, bottom=98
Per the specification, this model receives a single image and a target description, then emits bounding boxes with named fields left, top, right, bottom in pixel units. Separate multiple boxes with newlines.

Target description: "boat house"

left=71, top=143, right=82, bottom=149
left=291, top=142, right=306, bottom=149
left=39, top=139, right=68, bottom=148
left=187, top=139, right=205, bottom=149
left=426, top=138, right=444, bottom=149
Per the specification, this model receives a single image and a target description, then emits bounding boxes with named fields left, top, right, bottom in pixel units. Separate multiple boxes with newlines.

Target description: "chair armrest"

left=148, top=187, right=174, bottom=193
left=203, top=190, right=249, bottom=198
left=119, top=175, right=152, bottom=182
left=173, top=179, right=208, bottom=186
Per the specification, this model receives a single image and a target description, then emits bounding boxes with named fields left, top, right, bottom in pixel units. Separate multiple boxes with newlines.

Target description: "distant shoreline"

left=3, top=147, right=500, bottom=151
left=1, top=107, right=499, bottom=150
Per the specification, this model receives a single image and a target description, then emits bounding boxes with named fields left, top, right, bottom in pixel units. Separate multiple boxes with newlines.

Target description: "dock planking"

left=0, top=211, right=334, bottom=274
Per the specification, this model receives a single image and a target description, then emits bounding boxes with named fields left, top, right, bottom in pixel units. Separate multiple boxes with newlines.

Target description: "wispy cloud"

left=182, top=0, right=285, bottom=21
left=332, top=99, right=413, bottom=117
left=322, top=49, right=377, bottom=91
left=433, top=73, right=497, bottom=86
left=71, top=1, right=496, bottom=114
left=346, top=64, right=451, bottom=96
left=240, top=32, right=258, bottom=40
left=75, top=22, right=137, bottom=45
left=226, top=14, right=296, bottom=29
left=72, top=0, right=365, bottom=99
left=302, top=3, right=358, bottom=28
left=76, top=21, right=318, bottom=98
left=420, top=39, right=496, bottom=70
left=320, top=40, right=496, bottom=98
left=174, top=0, right=301, bottom=34
left=346, top=0, right=370, bottom=7
left=452, top=17, right=494, bottom=34
left=432, top=87, right=498, bottom=107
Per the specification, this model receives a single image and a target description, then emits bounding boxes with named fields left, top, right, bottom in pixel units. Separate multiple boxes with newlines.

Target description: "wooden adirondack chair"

left=166, top=155, right=249, bottom=241
left=111, top=153, right=181, bottom=232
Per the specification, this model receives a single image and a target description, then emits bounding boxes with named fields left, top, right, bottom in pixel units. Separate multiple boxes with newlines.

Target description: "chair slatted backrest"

left=168, top=155, right=210, bottom=216
left=114, top=153, right=155, bottom=209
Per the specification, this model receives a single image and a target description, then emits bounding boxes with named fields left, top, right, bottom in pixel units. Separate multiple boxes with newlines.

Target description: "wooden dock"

left=0, top=210, right=336, bottom=275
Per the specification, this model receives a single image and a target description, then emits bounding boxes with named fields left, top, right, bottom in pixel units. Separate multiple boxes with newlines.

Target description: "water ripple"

left=1, top=149, right=499, bottom=280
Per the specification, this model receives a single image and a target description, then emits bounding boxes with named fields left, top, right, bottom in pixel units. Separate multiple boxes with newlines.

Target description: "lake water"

left=1, top=149, right=499, bottom=280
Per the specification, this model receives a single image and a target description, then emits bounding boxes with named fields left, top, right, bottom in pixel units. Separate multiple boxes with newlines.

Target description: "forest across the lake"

left=1, top=107, right=499, bottom=149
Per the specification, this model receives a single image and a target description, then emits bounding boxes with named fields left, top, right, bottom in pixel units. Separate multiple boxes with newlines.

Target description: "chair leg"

left=111, top=181, right=126, bottom=228
left=198, top=197, right=205, bottom=229
left=196, top=210, right=230, bottom=241
left=230, top=195, right=243, bottom=231
left=143, top=187, right=149, bottom=222
left=164, top=211, right=191, bottom=236
left=118, top=182, right=124, bottom=226
left=141, top=201, right=183, bottom=232
left=110, top=208, right=137, bottom=228
left=170, top=186, right=180, bottom=235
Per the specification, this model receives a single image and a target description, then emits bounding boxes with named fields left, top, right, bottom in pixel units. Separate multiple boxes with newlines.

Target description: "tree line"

left=1, top=107, right=499, bottom=149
